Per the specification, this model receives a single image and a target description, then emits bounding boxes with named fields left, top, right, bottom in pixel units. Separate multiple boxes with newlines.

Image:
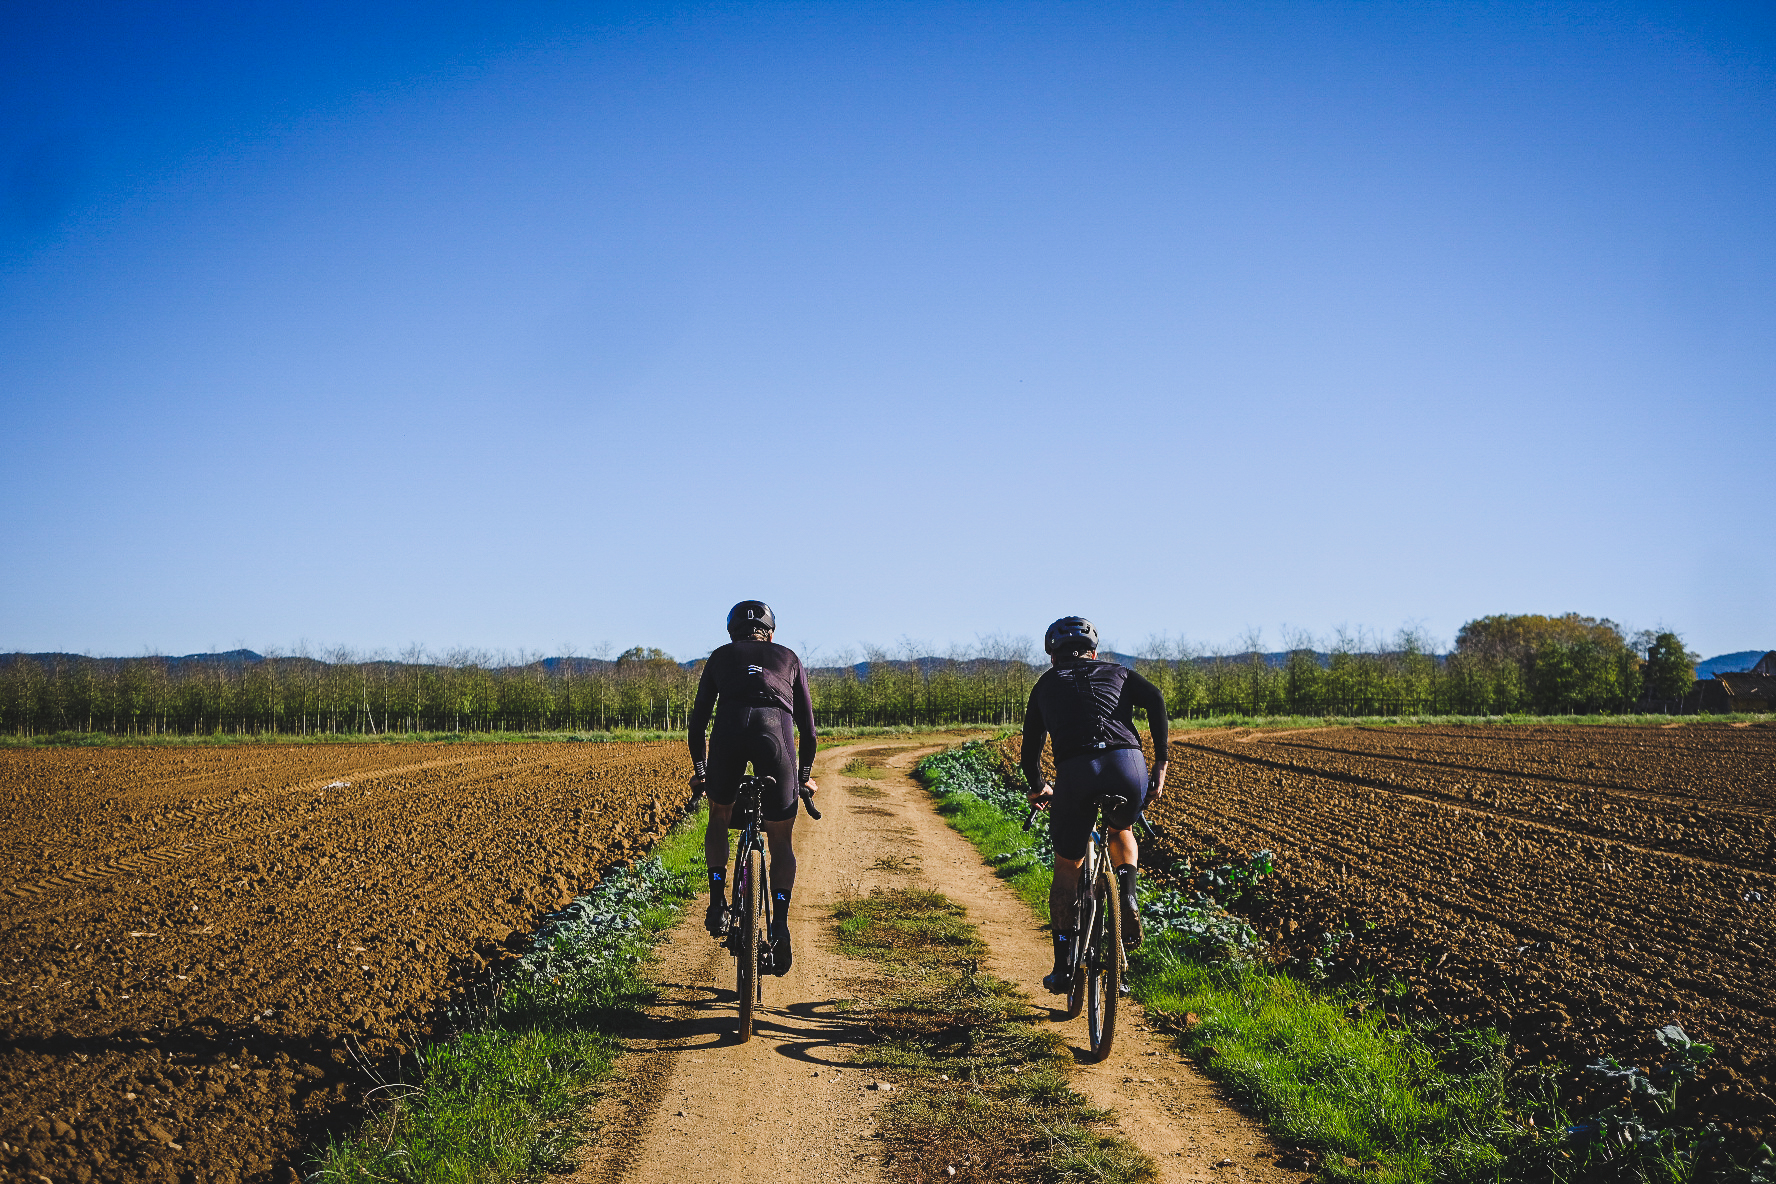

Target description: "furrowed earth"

left=7, top=724, right=1774, bottom=1181
left=1004, top=724, right=1776, bottom=1141
left=0, top=741, right=689, bottom=1183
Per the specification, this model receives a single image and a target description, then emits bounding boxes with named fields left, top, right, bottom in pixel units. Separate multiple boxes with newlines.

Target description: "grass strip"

left=912, top=741, right=1532, bottom=1184
left=831, top=886, right=1154, bottom=1184
left=914, top=740, right=1054, bottom=919
left=308, top=802, right=709, bottom=1182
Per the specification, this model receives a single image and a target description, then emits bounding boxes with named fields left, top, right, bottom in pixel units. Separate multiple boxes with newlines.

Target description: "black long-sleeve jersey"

left=687, top=639, right=818, bottom=772
left=1020, top=658, right=1168, bottom=789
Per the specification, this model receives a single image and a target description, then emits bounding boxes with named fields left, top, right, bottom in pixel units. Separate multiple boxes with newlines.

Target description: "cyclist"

left=1023, top=616, right=1169, bottom=994
left=687, top=600, right=819, bottom=976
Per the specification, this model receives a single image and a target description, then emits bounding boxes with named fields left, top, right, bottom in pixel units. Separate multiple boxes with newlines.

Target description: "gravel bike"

left=1027, top=793, right=1153, bottom=1062
left=719, top=773, right=820, bottom=1041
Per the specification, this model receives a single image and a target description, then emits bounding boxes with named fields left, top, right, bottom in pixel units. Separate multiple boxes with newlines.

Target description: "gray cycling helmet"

left=1044, top=616, right=1099, bottom=657
left=726, top=600, right=776, bottom=640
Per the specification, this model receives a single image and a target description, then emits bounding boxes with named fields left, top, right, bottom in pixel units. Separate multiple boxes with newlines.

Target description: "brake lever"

left=1023, top=806, right=1041, bottom=832
left=799, top=787, right=822, bottom=820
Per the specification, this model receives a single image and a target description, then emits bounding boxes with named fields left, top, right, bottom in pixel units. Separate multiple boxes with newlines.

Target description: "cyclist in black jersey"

left=1022, top=616, right=1169, bottom=994
left=687, top=600, right=819, bottom=976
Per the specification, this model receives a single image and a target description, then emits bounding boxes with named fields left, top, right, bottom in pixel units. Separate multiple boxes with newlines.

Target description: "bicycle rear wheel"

left=1064, top=842, right=1097, bottom=1020
left=1064, top=898, right=1089, bottom=1020
left=737, top=845, right=765, bottom=1041
left=1085, top=867, right=1122, bottom=1061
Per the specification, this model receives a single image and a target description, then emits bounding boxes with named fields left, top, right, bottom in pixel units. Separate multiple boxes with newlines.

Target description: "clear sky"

left=3, top=1, right=1771, bottom=664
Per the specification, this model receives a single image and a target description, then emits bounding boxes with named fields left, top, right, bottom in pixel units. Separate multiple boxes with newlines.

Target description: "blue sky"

left=3, top=0, right=1771, bottom=663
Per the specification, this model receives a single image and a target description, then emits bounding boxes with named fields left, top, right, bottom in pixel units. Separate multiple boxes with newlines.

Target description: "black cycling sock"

left=708, top=869, right=726, bottom=904
left=772, top=887, right=791, bottom=918
left=1116, top=865, right=1138, bottom=895
left=1052, top=932, right=1073, bottom=972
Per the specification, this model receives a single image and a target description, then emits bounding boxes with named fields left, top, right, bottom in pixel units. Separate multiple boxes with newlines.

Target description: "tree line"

left=0, top=616, right=1706, bottom=737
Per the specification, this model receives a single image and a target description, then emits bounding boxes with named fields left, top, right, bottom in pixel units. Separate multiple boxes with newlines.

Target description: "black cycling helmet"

left=726, top=600, right=776, bottom=640
left=1044, top=616, right=1099, bottom=657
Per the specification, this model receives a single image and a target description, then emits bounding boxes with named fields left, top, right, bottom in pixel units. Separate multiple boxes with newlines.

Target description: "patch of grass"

left=831, top=887, right=1154, bottom=1184
left=914, top=742, right=1052, bottom=921
left=308, top=801, right=709, bottom=1181
left=933, top=792, right=1053, bottom=920
left=1134, top=951, right=1516, bottom=1184
left=869, top=853, right=923, bottom=874
left=843, top=755, right=887, bottom=778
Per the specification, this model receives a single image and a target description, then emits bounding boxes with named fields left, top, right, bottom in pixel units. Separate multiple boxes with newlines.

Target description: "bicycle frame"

left=720, top=773, right=822, bottom=1041
left=725, top=774, right=773, bottom=1039
left=1027, top=792, right=1156, bottom=1061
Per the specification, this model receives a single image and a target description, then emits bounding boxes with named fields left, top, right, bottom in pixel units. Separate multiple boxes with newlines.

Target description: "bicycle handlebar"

left=799, top=787, right=822, bottom=820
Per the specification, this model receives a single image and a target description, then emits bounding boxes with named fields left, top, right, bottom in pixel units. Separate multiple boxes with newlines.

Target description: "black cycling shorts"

left=705, top=705, right=801, bottom=823
left=1048, top=747, right=1147, bottom=861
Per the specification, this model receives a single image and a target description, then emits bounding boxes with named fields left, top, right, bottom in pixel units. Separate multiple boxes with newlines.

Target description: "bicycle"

left=716, top=773, right=821, bottom=1041
left=1026, top=794, right=1156, bottom=1062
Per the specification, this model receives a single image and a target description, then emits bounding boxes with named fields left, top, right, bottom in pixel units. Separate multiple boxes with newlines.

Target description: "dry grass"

left=830, top=888, right=1154, bottom=1184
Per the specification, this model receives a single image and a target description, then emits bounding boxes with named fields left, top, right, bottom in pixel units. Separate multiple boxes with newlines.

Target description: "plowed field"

left=0, top=741, right=689, bottom=1183
left=1117, top=725, right=1775, bottom=1137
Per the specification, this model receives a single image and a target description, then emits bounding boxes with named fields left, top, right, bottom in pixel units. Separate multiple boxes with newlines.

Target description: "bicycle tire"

left=1085, top=867, right=1121, bottom=1062
left=1064, top=894, right=1089, bottom=1020
left=1064, top=840, right=1096, bottom=1020
left=738, top=844, right=765, bottom=1041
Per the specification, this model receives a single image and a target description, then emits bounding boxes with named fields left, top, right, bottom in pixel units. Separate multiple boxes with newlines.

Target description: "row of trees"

left=1132, top=617, right=1698, bottom=717
left=0, top=616, right=1707, bottom=737
left=0, top=642, right=1040, bottom=737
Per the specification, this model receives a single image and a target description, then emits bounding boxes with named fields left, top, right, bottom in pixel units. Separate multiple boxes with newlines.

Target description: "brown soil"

left=1089, top=724, right=1775, bottom=1140
left=0, top=741, right=690, bottom=1183
left=565, top=737, right=1299, bottom=1184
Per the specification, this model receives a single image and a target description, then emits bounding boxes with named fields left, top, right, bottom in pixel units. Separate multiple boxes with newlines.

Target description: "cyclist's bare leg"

left=1106, top=824, right=1143, bottom=949
left=1045, top=853, right=1086, bottom=992
left=702, top=801, right=735, bottom=935
left=762, top=816, right=798, bottom=973
left=704, top=800, right=734, bottom=873
left=1050, top=853, right=1084, bottom=932
left=763, top=817, right=797, bottom=899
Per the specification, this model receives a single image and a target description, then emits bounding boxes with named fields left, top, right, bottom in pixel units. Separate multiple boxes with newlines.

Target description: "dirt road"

left=566, top=737, right=1295, bottom=1184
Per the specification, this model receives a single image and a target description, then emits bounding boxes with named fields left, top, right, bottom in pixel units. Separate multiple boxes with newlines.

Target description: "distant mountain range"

left=7, top=646, right=1767, bottom=678
left=1695, top=651, right=1770, bottom=678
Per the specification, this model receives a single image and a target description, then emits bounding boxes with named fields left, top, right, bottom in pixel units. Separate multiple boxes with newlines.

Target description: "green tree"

left=1642, top=632, right=1699, bottom=701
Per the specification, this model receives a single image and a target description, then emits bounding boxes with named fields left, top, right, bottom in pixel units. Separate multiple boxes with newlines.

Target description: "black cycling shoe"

left=1042, top=969, right=1071, bottom=995
left=767, top=918, right=792, bottom=976
left=704, top=901, right=728, bottom=938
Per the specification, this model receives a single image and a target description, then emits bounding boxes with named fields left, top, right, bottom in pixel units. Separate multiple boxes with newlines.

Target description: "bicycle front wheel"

left=737, top=845, right=765, bottom=1041
left=1085, top=867, right=1121, bottom=1062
